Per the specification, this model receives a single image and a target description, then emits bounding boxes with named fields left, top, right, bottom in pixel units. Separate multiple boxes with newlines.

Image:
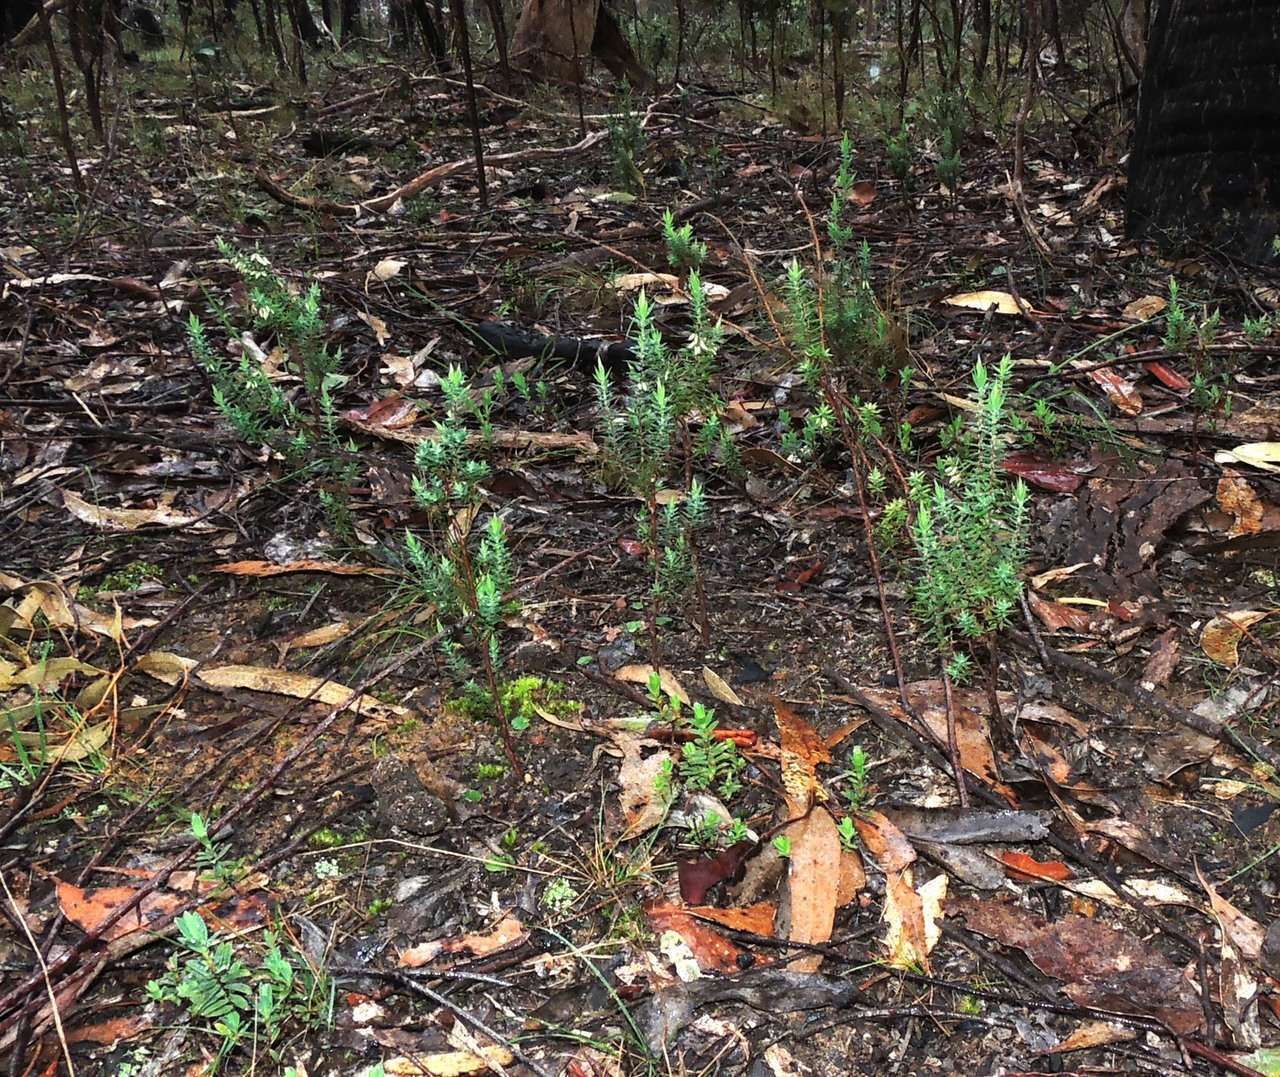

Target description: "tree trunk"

left=2, top=0, right=44, bottom=44
left=511, top=0, right=648, bottom=84
left=339, top=0, right=359, bottom=40
left=1127, top=0, right=1280, bottom=263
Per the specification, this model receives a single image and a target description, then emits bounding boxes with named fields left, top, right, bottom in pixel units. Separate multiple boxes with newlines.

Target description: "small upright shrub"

left=404, top=366, right=521, bottom=766
left=605, top=86, right=645, bottom=192
left=909, top=356, right=1029, bottom=684
left=661, top=208, right=707, bottom=272
left=188, top=239, right=357, bottom=536
left=595, top=234, right=732, bottom=658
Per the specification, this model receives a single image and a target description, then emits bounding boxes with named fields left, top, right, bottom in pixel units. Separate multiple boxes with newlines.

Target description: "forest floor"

left=4, top=47, right=1280, bottom=1077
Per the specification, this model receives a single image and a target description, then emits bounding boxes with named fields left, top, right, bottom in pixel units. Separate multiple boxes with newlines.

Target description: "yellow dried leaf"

left=942, top=290, right=1023, bottom=316
left=1200, top=610, right=1272, bottom=666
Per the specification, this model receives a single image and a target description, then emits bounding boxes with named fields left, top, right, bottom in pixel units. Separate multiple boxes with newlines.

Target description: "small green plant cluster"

left=679, top=699, right=745, bottom=799
left=1164, top=277, right=1231, bottom=416
left=1244, top=312, right=1278, bottom=342
left=910, top=357, right=1029, bottom=683
left=403, top=367, right=520, bottom=760
left=661, top=208, right=707, bottom=272
left=146, top=912, right=331, bottom=1073
left=926, top=88, right=965, bottom=194
left=191, top=812, right=245, bottom=887
left=645, top=673, right=749, bottom=845
left=595, top=248, right=731, bottom=650
left=885, top=123, right=913, bottom=193
left=605, top=86, right=645, bottom=192
left=784, top=135, right=897, bottom=394
left=188, top=239, right=357, bottom=536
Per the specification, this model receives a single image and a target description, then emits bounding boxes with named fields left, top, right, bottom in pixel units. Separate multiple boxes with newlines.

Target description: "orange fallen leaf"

left=211, top=560, right=394, bottom=577
left=646, top=903, right=751, bottom=975
left=1000, top=850, right=1073, bottom=882
left=1217, top=472, right=1264, bottom=537
left=399, top=915, right=527, bottom=968
left=776, top=808, right=841, bottom=973
left=1088, top=368, right=1143, bottom=415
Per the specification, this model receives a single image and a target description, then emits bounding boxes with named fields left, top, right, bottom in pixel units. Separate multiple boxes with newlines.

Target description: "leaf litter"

left=5, top=41, right=1280, bottom=1077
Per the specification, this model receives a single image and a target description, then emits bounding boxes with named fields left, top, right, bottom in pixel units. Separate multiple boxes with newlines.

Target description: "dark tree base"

left=1127, top=0, right=1280, bottom=264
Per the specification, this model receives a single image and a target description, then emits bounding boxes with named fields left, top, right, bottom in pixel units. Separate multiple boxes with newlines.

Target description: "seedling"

left=404, top=366, right=521, bottom=768
left=661, top=208, right=707, bottom=271
left=595, top=270, right=728, bottom=660
left=678, top=701, right=745, bottom=800
left=910, top=357, right=1028, bottom=803
left=772, top=834, right=792, bottom=858
left=188, top=240, right=358, bottom=538
left=910, top=357, right=1028, bottom=663
left=146, top=914, right=331, bottom=1073
left=605, top=85, right=645, bottom=192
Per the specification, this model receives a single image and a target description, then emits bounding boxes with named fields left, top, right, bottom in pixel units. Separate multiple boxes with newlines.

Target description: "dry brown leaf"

left=357, top=310, right=390, bottom=345
left=1048, top=1021, right=1137, bottom=1054
left=1088, top=368, right=1144, bottom=416
left=381, top=1047, right=514, bottom=1075
left=1028, top=591, right=1097, bottom=633
left=942, top=290, right=1023, bottom=316
left=883, top=870, right=946, bottom=970
left=399, top=916, right=527, bottom=968
left=1217, top=471, right=1265, bottom=536
left=835, top=847, right=867, bottom=906
left=1201, top=610, right=1273, bottom=666
left=1123, top=295, right=1167, bottom=320
left=211, top=560, right=394, bottom=577
left=702, top=665, right=744, bottom=706
left=137, top=655, right=412, bottom=722
left=614, top=664, right=689, bottom=705
left=686, top=902, right=777, bottom=935
left=773, top=698, right=830, bottom=811
left=777, top=807, right=841, bottom=972
left=62, top=489, right=204, bottom=531
left=853, top=810, right=916, bottom=873
left=647, top=903, right=752, bottom=974
left=615, top=735, right=673, bottom=840
left=858, top=682, right=1015, bottom=802
left=1215, top=443, right=1280, bottom=473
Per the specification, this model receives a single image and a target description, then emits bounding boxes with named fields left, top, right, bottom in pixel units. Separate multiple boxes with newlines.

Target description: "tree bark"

left=511, top=0, right=648, bottom=84
left=1127, top=0, right=1280, bottom=263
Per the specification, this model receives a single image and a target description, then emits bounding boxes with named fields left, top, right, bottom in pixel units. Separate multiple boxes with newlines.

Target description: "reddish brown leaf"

left=1143, top=361, right=1191, bottom=390
left=773, top=698, right=830, bottom=811
left=1142, top=629, right=1181, bottom=687
left=342, top=395, right=419, bottom=428
left=1218, top=471, right=1265, bottom=536
left=677, top=842, right=754, bottom=904
left=850, top=180, right=877, bottom=205
left=688, top=902, right=777, bottom=936
left=399, top=916, right=527, bottom=968
left=1001, top=451, right=1083, bottom=493
left=1088, top=368, right=1143, bottom=415
left=857, top=682, right=1016, bottom=804
left=999, top=851, right=1073, bottom=882
left=950, top=895, right=1202, bottom=1034
left=211, top=560, right=393, bottom=577
left=777, top=807, right=842, bottom=972
left=646, top=903, right=751, bottom=974
left=776, top=559, right=823, bottom=593
left=853, top=810, right=916, bottom=873
left=1027, top=591, right=1098, bottom=633
left=66, top=1014, right=149, bottom=1046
